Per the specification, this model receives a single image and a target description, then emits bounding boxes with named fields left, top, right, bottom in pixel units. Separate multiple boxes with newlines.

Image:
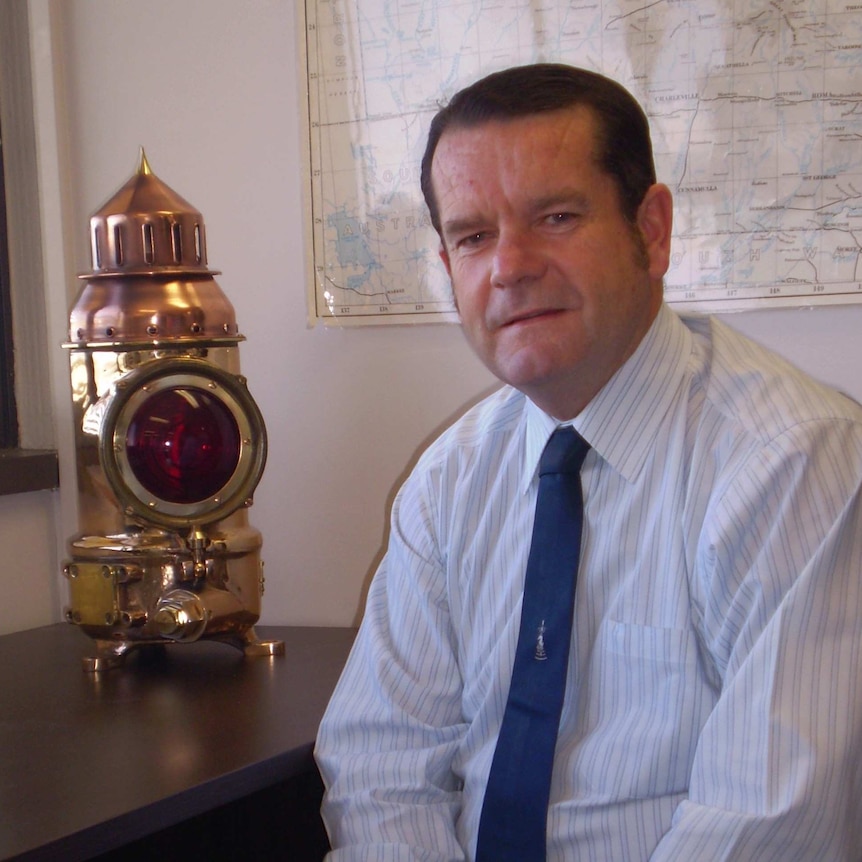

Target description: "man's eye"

left=458, top=232, right=488, bottom=248
left=546, top=212, right=575, bottom=226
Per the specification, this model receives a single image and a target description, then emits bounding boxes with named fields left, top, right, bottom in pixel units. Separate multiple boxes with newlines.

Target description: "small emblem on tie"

left=534, top=620, right=548, bottom=661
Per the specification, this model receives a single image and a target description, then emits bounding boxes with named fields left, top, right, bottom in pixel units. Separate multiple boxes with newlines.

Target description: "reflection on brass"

left=62, top=151, right=283, bottom=671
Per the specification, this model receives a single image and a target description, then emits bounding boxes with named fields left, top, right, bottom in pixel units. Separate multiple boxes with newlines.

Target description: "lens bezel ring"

left=99, top=357, right=267, bottom=529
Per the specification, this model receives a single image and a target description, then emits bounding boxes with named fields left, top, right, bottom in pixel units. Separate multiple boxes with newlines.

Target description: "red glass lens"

left=125, top=387, right=241, bottom=504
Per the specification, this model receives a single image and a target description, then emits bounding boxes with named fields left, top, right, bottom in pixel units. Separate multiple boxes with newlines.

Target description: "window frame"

left=0, top=125, right=18, bottom=449
left=0, top=1, right=59, bottom=496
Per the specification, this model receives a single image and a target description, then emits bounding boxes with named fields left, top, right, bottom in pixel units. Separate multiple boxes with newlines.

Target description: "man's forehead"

left=432, top=106, right=598, bottom=167
left=430, top=106, right=600, bottom=192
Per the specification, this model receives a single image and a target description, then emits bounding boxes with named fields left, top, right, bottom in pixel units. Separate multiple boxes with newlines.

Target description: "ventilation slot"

left=171, top=222, right=183, bottom=264
left=194, top=223, right=203, bottom=264
left=92, top=225, right=103, bottom=269
left=113, top=225, right=124, bottom=266
left=143, top=223, right=155, bottom=265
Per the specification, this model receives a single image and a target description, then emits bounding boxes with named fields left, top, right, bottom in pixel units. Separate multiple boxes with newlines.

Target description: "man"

left=315, top=64, right=862, bottom=860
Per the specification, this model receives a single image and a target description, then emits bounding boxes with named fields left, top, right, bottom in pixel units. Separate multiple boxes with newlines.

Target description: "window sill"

left=0, top=449, right=59, bottom=496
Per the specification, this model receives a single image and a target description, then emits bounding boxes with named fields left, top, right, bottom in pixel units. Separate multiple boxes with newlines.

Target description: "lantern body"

left=62, top=152, right=280, bottom=670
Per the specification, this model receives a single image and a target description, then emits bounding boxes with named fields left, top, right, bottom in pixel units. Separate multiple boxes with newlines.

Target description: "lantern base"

left=77, top=626, right=285, bottom=672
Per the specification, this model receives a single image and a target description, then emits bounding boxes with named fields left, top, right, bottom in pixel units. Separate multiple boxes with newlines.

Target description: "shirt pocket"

left=561, top=619, right=708, bottom=802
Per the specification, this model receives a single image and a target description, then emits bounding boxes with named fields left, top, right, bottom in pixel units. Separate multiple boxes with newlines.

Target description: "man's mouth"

left=501, top=308, right=564, bottom=327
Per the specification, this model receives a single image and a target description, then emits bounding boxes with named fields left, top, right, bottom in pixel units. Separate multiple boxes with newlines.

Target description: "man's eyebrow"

left=529, top=190, right=591, bottom=213
left=443, top=216, right=481, bottom=233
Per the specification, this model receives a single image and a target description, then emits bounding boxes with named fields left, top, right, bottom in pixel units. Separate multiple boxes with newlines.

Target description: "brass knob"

left=154, top=590, right=207, bottom=642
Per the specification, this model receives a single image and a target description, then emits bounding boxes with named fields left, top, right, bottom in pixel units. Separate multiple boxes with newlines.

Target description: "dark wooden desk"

left=0, top=623, right=355, bottom=862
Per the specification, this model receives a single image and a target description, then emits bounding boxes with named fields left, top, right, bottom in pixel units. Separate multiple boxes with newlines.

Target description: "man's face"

left=432, top=106, right=672, bottom=420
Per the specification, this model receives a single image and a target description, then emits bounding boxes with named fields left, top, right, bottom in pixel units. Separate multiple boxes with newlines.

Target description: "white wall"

left=4, top=0, right=862, bottom=633
left=0, top=492, right=61, bottom=634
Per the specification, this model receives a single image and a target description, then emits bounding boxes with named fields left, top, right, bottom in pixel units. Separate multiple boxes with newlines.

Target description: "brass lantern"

left=62, top=150, right=282, bottom=671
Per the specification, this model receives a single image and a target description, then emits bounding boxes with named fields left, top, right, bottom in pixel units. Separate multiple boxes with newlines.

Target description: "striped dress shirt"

left=315, top=303, right=862, bottom=861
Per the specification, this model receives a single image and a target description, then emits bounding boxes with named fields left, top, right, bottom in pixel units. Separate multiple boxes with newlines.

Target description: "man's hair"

left=420, top=63, right=657, bottom=234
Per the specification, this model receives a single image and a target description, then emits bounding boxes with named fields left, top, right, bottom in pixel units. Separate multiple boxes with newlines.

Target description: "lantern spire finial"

left=137, top=146, right=152, bottom=176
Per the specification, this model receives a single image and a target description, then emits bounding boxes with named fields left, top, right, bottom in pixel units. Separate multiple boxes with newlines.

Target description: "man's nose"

left=490, top=228, right=545, bottom=288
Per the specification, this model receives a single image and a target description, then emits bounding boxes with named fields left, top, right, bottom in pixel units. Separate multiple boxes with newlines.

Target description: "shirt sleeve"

left=315, top=462, right=468, bottom=862
left=650, top=418, right=862, bottom=861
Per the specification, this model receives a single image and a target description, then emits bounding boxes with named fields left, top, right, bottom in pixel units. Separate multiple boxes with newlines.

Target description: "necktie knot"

left=539, top=426, right=590, bottom=477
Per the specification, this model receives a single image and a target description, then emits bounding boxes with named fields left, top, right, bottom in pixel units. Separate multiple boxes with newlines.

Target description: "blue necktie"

left=475, top=426, right=590, bottom=861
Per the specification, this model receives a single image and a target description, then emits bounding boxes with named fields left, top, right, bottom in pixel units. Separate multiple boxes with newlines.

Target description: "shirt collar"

left=522, top=304, right=694, bottom=492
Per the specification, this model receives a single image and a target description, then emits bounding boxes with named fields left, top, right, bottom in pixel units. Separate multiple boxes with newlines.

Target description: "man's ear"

left=438, top=243, right=460, bottom=314
left=636, top=183, right=673, bottom=279
left=439, top=242, right=451, bottom=276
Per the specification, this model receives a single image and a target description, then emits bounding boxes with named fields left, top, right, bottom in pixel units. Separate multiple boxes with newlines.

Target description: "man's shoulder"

left=419, top=385, right=527, bottom=465
left=682, top=312, right=862, bottom=443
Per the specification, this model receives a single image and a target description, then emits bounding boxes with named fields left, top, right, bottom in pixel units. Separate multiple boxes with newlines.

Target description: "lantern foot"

left=241, top=627, right=286, bottom=657
left=81, top=638, right=139, bottom=672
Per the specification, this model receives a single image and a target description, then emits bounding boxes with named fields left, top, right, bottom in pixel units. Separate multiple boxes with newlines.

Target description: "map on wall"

left=302, top=0, right=862, bottom=325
